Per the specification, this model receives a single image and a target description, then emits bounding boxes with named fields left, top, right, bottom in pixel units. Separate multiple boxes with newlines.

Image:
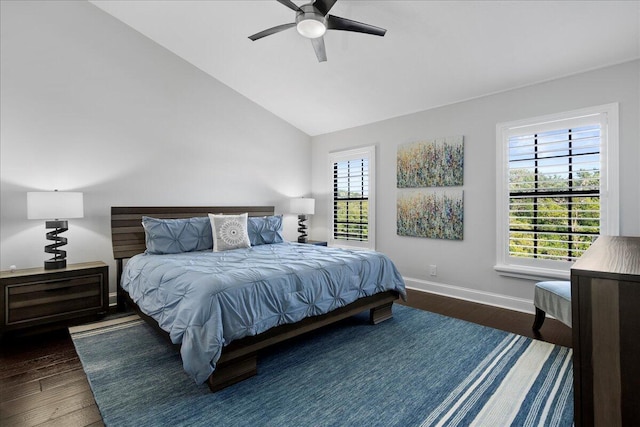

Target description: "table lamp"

left=27, top=191, right=84, bottom=269
left=290, top=197, right=315, bottom=243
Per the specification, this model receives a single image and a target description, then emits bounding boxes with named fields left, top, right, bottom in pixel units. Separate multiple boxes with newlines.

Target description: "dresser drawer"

left=6, top=274, right=103, bottom=325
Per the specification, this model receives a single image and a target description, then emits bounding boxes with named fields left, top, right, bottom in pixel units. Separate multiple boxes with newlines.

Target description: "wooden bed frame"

left=111, top=206, right=399, bottom=391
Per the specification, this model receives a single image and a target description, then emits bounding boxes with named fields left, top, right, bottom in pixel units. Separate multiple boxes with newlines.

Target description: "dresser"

left=570, top=236, right=640, bottom=427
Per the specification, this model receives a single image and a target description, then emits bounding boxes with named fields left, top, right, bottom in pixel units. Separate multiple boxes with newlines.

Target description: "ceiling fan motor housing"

left=296, top=4, right=327, bottom=38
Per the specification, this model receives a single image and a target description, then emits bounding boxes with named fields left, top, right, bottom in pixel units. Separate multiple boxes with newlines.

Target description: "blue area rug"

left=70, top=305, right=573, bottom=426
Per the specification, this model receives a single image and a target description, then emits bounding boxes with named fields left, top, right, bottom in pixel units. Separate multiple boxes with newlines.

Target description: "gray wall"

left=0, top=1, right=311, bottom=293
left=2, top=1, right=638, bottom=313
left=310, top=60, right=640, bottom=312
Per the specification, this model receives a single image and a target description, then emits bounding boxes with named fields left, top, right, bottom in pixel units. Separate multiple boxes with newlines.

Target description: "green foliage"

left=508, top=169, right=600, bottom=261
left=334, top=190, right=368, bottom=241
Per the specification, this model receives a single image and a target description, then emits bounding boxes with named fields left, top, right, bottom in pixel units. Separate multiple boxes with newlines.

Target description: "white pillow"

left=208, top=213, right=251, bottom=252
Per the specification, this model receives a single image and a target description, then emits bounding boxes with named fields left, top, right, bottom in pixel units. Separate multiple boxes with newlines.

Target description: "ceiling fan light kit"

left=249, top=0, right=386, bottom=62
left=296, top=4, right=327, bottom=38
left=297, top=20, right=326, bottom=39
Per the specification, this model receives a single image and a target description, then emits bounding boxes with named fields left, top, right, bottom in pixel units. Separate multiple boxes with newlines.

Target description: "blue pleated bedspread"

left=121, top=242, right=406, bottom=384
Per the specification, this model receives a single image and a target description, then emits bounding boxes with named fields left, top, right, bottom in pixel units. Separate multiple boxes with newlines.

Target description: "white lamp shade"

left=27, top=192, right=84, bottom=220
left=290, top=197, right=315, bottom=215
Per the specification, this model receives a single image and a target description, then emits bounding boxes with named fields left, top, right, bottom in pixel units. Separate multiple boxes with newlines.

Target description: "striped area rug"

left=421, top=335, right=572, bottom=426
left=70, top=306, right=573, bottom=426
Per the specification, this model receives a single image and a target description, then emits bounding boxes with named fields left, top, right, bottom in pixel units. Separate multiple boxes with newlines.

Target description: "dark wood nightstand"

left=1, top=261, right=109, bottom=336
left=302, top=240, right=328, bottom=246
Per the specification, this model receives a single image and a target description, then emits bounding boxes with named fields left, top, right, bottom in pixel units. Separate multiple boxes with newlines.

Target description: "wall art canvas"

left=397, top=189, right=464, bottom=240
left=397, top=136, right=464, bottom=188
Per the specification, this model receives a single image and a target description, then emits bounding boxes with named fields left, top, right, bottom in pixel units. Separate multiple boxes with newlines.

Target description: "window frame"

left=328, top=145, right=376, bottom=250
left=495, top=104, right=619, bottom=280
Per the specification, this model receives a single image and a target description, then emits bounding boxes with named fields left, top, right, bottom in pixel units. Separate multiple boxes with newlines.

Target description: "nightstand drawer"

left=6, top=275, right=103, bottom=325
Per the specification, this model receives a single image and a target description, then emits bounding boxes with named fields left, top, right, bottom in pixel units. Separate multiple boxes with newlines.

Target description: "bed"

left=111, top=206, right=406, bottom=391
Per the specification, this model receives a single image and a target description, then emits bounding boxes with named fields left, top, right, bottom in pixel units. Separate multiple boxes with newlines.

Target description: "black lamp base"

left=44, top=220, right=68, bottom=270
left=45, top=258, right=67, bottom=270
left=297, top=214, right=308, bottom=243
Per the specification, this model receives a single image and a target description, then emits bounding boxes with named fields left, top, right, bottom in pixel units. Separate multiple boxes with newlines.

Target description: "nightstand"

left=0, top=261, right=109, bottom=336
left=302, top=240, right=328, bottom=246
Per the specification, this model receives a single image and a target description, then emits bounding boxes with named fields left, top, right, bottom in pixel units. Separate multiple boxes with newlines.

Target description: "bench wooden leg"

left=532, top=307, right=546, bottom=331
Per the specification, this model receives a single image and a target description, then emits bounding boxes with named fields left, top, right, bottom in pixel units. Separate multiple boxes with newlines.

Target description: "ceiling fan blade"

left=313, top=0, right=337, bottom=16
left=311, top=37, right=327, bottom=62
left=249, top=23, right=296, bottom=41
left=277, top=0, right=302, bottom=12
left=326, top=15, right=386, bottom=36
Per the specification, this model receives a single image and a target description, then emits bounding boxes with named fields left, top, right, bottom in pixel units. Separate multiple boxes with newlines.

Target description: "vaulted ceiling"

left=91, top=1, right=640, bottom=136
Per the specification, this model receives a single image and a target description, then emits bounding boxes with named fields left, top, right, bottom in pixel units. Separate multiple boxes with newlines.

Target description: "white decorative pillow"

left=208, top=213, right=251, bottom=252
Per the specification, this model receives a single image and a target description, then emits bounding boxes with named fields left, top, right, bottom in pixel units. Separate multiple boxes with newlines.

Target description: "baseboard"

left=403, top=276, right=535, bottom=315
left=109, top=292, right=117, bottom=307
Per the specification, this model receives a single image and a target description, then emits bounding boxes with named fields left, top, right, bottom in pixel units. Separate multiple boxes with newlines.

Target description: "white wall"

left=0, top=1, right=312, bottom=293
left=310, top=60, right=640, bottom=312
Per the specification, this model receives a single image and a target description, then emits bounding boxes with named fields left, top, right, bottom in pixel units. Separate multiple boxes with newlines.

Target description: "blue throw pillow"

left=142, top=216, right=213, bottom=254
left=247, top=215, right=284, bottom=246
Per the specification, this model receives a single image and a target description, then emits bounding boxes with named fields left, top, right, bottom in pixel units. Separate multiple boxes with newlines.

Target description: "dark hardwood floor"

left=0, top=288, right=572, bottom=426
left=0, top=329, right=103, bottom=427
left=399, top=289, right=572, bottom=348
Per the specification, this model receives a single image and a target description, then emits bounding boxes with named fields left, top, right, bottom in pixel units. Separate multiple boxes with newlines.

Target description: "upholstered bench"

left=532, top=280, right=572, bottom=330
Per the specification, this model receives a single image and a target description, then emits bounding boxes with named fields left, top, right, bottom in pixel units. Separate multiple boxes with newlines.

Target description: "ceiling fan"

left=248, top=0, right=386, bottom=62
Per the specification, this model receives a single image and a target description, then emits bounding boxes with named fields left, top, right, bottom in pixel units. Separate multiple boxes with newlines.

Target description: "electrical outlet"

left=429, top=265, right=437, bottom=276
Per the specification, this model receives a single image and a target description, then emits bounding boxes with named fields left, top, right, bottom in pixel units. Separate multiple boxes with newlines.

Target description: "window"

left=496, top=104, right=619, bottom=279
left=329, top=145, right=376, bottom=250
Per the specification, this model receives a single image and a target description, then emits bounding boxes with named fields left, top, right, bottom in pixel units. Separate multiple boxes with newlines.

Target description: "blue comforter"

left=121, top=242, right=406, bottom=384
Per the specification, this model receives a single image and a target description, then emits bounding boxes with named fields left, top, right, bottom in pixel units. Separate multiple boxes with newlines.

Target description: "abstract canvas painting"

left=397, top=189, right=464, bottom=240
left=397, top=136, right=464, bottom=188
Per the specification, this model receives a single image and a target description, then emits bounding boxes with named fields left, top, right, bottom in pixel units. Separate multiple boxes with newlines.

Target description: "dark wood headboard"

left=111, top=206, right=275, bottom=261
